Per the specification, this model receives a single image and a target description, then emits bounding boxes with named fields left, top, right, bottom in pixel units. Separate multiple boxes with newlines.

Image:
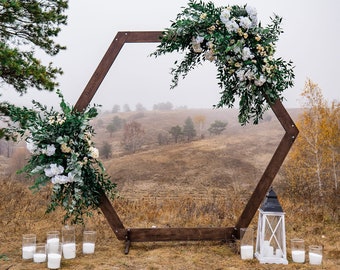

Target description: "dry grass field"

left=0, top=108, right=339, bottom=269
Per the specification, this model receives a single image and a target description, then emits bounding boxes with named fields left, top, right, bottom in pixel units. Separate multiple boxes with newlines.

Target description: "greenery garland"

left=2, top=91, right=117, bottom=224
left=152, top=0, right=295, bottom=124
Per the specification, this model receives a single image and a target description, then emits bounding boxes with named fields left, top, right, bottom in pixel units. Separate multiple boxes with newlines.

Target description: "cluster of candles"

left=22, top=226, right=96, bottom=269
left=240, top=234, right=323, bottom=265
left=291, top=238, right=323, bottom=265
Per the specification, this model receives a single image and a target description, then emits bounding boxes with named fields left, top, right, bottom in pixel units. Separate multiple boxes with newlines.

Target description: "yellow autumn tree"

left=283, top=79, right=339, bottom=221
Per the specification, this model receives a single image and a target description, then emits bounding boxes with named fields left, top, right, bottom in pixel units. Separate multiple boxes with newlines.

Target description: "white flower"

left=242, top=47, right=254, bottom=61
left=245, top=5, right=258, bottom=26
left=220, top=9, right=231, bottom=24
left=224, top=19, right=239, bottom=33
left=43, top=144, right=56, bottom=156
left=236, top=69, right=246, bottom=81
left=89, top=147, right=99, bottom=159
left=195, top=36, right=204, bottom=44
left=44, top=164, right=64, bottom=177
left=239, top=16, right=252, bottom=30
left=255, top=75, right=267, bottom=86
left=26, top=139, right=38, bottom=154
left=51, top=174, right=69, bottom=185
left=245, top=70, right=255, bottom=80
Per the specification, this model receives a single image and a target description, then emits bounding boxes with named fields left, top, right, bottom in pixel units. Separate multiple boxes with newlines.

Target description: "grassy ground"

left=0, top=179, right=339, bottom=270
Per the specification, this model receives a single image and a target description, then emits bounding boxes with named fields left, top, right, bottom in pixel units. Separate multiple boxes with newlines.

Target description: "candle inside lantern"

left=47, top=253, right=62, bottom=269
left=264, top=245, right=274, bottom=257
left=275, top=248, right=283, bottom=258
left=240, top=245, right=253, bottom=260
left=62, top=243, right=76, bottom=259
left=262, top=241, right=273, bottom=257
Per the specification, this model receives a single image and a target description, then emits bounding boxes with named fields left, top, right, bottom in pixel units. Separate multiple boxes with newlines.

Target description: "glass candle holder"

left=62, top=225, right=76, bottom=259
left=291, top=238, right=305, bottom=263
left=240, top=228, right=254, bottom=260
left=33, top=244, right=46, bottom=263
left=82, top=230, right=97, bottom=254
left=46, top=231, right=60, bottom=254
left=47, top=243, right=62, bottom=269
left=309, top=245, right=323, bottom=265
left=22, top=234, right=36, bottom=260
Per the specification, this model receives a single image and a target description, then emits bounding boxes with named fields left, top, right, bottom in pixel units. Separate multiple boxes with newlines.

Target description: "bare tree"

left=121, top=121, right=145, bottom=153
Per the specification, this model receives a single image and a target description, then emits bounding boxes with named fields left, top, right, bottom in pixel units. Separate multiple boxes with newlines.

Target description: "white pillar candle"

left=240, top=245, right=253, bottom=260
left=292, top=250, right=305, bottom=263
left=83, top=242, right=95, bottom=254
left=47, top=253, right=61, bottom=269
left=33, top=253, right=46, bottom=263
left=309, top=252, right=322, bottom=265
left=62, top=243, right=76, bottom=259
left=22, top=246, right=35, bottom=259
left=275, top=248, right=283, bottom=258
left=264, top=245, right=274, bottom=257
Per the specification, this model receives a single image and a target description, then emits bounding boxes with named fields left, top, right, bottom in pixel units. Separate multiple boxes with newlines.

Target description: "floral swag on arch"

left=3, top=91, right=117, bottom=224
left=152, top=0, right=295, bottom=125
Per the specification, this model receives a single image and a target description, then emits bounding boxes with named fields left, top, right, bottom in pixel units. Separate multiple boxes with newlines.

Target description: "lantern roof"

left=260, top=187, right=283, bottom=212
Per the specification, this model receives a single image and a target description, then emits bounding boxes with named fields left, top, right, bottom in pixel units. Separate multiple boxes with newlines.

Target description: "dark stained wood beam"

left=74, top=31, right=163, bottom=111
left=234, top=99, right=299, bottom=237
left=127, top=227, right=235, bottom=242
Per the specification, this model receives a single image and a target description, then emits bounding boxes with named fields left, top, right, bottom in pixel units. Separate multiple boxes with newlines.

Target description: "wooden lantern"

left=255, top=187, right=288, bottom=264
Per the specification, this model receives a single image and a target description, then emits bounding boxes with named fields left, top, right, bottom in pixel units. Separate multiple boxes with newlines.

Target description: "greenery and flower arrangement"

left=2, top=90, right=117, bottom=224
left=152, top=0, right=295, bottom=125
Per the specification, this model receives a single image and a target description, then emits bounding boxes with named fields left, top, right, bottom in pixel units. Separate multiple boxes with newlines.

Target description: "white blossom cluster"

left=26, top=135, right=99, bottom=185
left=190, top=5, right=269, bottom=86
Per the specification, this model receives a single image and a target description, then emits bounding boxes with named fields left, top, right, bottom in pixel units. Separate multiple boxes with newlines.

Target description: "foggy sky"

left=2, top=0, right=339, bottom=111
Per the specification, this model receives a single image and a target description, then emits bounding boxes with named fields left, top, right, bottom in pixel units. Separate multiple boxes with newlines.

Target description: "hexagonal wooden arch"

left=74, top=31, right=299, bottom=254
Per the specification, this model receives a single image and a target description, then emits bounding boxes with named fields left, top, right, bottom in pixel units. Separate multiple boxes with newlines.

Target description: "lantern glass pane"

left=264, top=215, right=284, bottom=250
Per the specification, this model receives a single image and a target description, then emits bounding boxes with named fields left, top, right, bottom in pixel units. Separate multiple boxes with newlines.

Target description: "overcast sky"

left=3, top=0, right=340, bottom=111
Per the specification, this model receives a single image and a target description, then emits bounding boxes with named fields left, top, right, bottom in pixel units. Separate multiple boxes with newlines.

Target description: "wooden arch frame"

left=74, top=31, right=299, bottom=254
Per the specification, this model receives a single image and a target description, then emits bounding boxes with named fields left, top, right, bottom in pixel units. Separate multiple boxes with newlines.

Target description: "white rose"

left=44, top=164, right=64, bottom=177
left=224, top=19, right=239, bottom=33
left=239, top=16, right=252, bottom=30
left=220, top=9, right=231, bottom=24
left=255, top=75, right=266, bottom=86
left=245, top=6, right=258, bottom=26
left=26, top=139, right=38, bottom=154
left=195, top=36, right=204, bottom=44
left=51, top=175, right=69, bottom=185
left=236, top=69, right=246, bottom=81
left=242, top=47, right=254, bottom=61
left=45, top=144, right=56, bottom=156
